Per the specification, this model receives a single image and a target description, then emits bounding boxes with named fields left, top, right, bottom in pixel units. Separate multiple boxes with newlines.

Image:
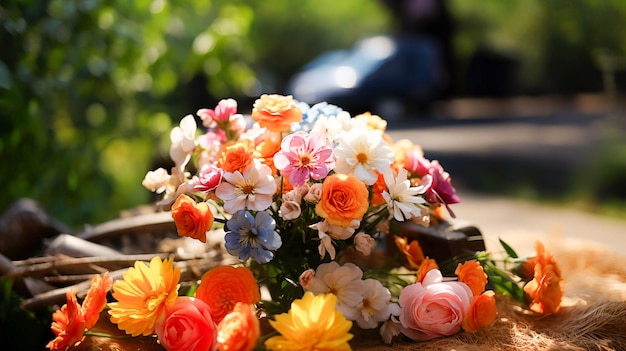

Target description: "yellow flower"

left=108, top=257, right=180, bottom=336
left=265, top=292, right=353, bottom=351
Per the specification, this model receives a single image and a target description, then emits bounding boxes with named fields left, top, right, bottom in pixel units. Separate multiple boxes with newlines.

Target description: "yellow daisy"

left=108, top=257, right=180, bottom=336
left=265, top=292, right=353, bottom=351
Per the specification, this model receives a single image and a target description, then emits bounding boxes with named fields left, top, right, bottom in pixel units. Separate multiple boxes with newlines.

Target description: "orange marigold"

left=108, top=257, right=180, bottom=336
left=395, top=236, right=425, bottom=270
left=47, top=291, right=86, bottom=351
left=171, top=194, right=214, bottom=243
left=218, top=139, right=256, bottom=173
left=251, top=94, right=302, bottom=133
left=455, top=260, right=488, bottom=296
left=523, top=241, right=563, bottom=314
left=370, top=171, right=387, bottom=207
left=195, top=265, right=261, bottom=324
left=82, top=272, right=113, bottom=329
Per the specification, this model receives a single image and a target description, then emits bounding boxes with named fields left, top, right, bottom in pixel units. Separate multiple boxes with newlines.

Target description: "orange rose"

left=251, top=94, right=302, bottom=132
left=218, top=139, right=256, bottom=173
left=395, top=236, right=425, bottom=270
left=217, top=303, right=260, bottom=351
left=171, top=194, right=214, bottom=243
left=462, top=290, right=497, bottom=333
left=315, top=173, right=369, bottom=227
left=195, top=266, right=261, bottom=324
left=455, top=260, right=488, bottom=296
left=416, top=257, right=438, bottom=282
left=523, top=241, right=563, bottom=314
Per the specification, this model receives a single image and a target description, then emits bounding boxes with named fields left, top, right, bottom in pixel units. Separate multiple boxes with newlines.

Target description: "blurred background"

left=2, top=0, right=626, bottom=229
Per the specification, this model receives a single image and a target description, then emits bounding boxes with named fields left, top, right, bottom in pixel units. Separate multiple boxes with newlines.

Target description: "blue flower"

left=292, top=101, right=344, bottom=132
left=224, top=210, right=282, bottom=264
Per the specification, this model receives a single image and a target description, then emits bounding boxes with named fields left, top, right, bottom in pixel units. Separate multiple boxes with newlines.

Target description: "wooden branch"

left=79, top=212, right=176, bottom=242
left=19, top=252, right=229, bottom=311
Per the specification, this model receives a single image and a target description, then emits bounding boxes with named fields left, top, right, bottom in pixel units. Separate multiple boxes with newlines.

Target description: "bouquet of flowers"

left=46, top=95, right=564, bottom=351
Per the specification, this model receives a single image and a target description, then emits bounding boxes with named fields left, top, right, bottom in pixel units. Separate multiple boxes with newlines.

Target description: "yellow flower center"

left=356, top=152, right=368, bottom=164
left=298, top=154, right=312, bottom=167
left=242, top=184, right=254, bottom=195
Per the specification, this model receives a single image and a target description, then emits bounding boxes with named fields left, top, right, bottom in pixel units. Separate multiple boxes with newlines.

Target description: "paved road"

left=384, top=95, right=626, bottom=254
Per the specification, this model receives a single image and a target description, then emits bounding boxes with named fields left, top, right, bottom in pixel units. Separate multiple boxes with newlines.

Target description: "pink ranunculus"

left=198, top=98, right=238, bottom=127
left=192, top=164, right=224, bottom=192
left=155, top=296, right=218, bottom=351
left=398, top=270, right=473, bottom=341
left=273, top=131, right=335, bottom=187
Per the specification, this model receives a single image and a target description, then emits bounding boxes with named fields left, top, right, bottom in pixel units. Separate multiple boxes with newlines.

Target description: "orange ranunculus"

left=47, top=290, right=86, bottom=351
left=370, top=171, right=387, bottom=207
left=353, top=112, right=387, bottom=132
left=523, top=241, right=563, bottom=314
left=171, top=194, right=214, bottom=243
left=462, top=290, right=497, bottom=333
left=195, top=266, right=261, bottom=324
left=256, top=136, right=282, bottom=175
left=217, top=303, right=260, bottom=351
left=455, top=260, right=488, bottom=296
left=395, top=236, right=425, bottom=270
left=315, top=173, right=369, bottom=227
left=251, top=94, right=302, bottom=133
left=82, top=272, right=113, bottom=329
left=218, top=139, right=256, bottom=174
left=416, top=257, right=438, bottom=283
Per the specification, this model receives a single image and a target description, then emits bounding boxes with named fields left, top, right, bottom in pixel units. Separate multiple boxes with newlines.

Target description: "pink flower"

left=155, top=296, right=218, bottom=351
left=273, top=131, right=335, bottom=187
left=198, top=98, right=238, bottom=127
left=418, top=159, right=460, bottom=217
left=192, top=164, right=224, bottom=192
left=398, top=270, right=473, bottom=340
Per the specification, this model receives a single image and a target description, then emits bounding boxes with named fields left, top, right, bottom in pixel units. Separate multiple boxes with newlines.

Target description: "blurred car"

left=286, top=35, right=447, bottom=118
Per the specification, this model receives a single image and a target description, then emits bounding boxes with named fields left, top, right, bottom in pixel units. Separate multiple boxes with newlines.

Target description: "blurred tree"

left=0, top=0, right=256, bottom=227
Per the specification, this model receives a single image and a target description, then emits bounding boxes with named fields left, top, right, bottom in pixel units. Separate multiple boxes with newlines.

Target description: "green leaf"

left=499, top=238, right=519, bottom=259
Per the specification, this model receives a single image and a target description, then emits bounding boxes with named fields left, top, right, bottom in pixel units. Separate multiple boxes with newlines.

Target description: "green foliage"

left=450, top=0, right=626, bottom=92
left=0, top=278, right=52, bottom=351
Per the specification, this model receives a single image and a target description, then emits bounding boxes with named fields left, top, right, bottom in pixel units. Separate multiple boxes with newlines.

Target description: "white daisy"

left=333, top=128, right=394, bottom=185
left=382, top=168, right=426, bottom=221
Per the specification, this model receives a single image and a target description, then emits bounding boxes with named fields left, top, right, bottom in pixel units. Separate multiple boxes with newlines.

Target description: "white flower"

left=169, top=114, right=197, bottom=170
left=215, top=159, right=277, bottom=213
left=142, top=168, right=170, bottom=193
left=354, top=232, right=376, bottom=256
left=355, top=279, right=393, bottom=329
left=327, top=219, right=360, bottom=240
left=279, top=200, right=301, bottom=220
left=310, top=221, right=336, bottom=259
left=304, top=183, right=323, bottom=203
left=304, top=262, right=364, bottom=320
left=382, top=168, right=426, bottom=221
left=380, top=304, right=402, bottom=344
left=333, top=129, right=394, bottom=185
left=310, top=110, right=353, bottom=142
